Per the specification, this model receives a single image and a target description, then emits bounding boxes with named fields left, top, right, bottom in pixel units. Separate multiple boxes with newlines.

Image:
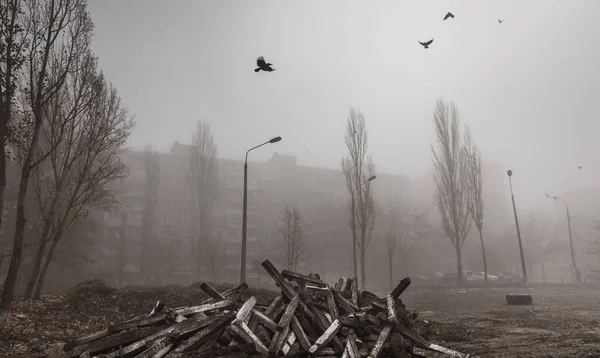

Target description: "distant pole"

left=545, top=193, right=578, bottom=281
left=240, top=136, right=282, bottom=284
left=507, top=170, right=528, bottom=286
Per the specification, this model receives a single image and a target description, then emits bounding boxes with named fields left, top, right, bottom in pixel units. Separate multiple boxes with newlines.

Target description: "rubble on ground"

left=54, top=260, right=470, bottom=358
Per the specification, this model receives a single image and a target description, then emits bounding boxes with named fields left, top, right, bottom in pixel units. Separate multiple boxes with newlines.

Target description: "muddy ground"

left=401, top=286, right=600, bottom=358
left=1, top=281, right=599, bottom=357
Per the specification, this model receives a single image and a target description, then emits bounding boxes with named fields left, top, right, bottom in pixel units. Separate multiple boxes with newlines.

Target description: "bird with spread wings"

left=255, top=56, right=275, bottom=72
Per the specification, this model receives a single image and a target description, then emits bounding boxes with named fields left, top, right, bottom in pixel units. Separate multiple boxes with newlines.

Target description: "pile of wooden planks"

left=56, top=260, right=470, bottom=358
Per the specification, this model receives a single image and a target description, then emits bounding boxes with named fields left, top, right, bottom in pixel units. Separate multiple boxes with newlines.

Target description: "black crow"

left=418, top=39, right=434, bottom=49
left=255, top=56, right=275, bottom=72
left=578, top=166, right=582, bottom=170
left=443, top=12, right=454, bottom=20
left=498, top=19, right=504, bottom=24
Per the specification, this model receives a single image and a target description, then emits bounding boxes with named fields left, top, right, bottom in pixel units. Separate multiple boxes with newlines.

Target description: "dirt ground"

left=401, top=286, right=600, bottom=358
left=1, top=281, right=599, bottom=357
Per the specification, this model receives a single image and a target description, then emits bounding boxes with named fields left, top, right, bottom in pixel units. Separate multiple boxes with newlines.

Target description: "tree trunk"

left=0, top=163, right=34, bottom=328
left=455, top=244, right=463, bottom=285
left=360, top=246, right=366, bottom=290
left=32, top=238, right=60, bottom=299
left=478, top=228, right=488, bottom=285
left=24, top=240, right=48, bottom=299
left=0, top=142, right=6, bottom=245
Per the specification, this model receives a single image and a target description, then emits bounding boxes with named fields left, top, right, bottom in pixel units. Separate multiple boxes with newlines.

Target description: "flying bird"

left=578, top=166, right=582, bottom=170
left=255, top=56, right=275, bottom=72
left=498, top=19, right=504, bottom=24
left=443, top=12, right=454, bottom=20
left=418, top=39, right=434, bottom=49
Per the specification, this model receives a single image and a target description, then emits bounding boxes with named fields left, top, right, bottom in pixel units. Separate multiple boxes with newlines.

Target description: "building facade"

left=93, top=142, right=411, bottom=286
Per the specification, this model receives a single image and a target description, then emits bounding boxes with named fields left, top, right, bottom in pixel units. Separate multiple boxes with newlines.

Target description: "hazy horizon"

left=86, top=0, right=600, bottom=213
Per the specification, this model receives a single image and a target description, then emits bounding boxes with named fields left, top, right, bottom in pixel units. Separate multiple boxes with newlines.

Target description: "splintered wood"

left=58, top=261, right=470, bottom=358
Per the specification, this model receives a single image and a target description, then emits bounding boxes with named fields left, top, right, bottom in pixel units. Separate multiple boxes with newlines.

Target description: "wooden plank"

left=262, top=260, right=340, bottom=351
left=296, top=311, right=319, bottom=339
left=326, top=289, right=339, bottom=321
left=199, top=282, right=227, bottom=300
left=104, top=315, right=217, bottom=357
left=346, top=330, right=360, bottom=358
left=151, top=343, right=174, bottom=358
left=390, top=277, right=411, bottom=298
left=107, top=314, right=167, bottom=333
left=233, top=296, right=257, bottom=324
left=350, top=278, right=358, bottom=306
left=291, top=314, right=313, bottom=351
left=134, top=336, right=172, bottom=358
left=269, top=330, right=282, bottom=353
left=332, top=289, right=358, bottom=314
left=175, top=299, right=235, bottom=316
left=334, top=278, right=344, bottom=291
left=308, top=319, right=341, bottom=355
left=261, top=260, right=298, bottom=300
left=63, top=329, right=110, bottom=351
left=281, top=331, right=297, bottom=356
left=251, top=308, right=277, bottom=332
left=168, top=311, right=236, bottom=354
left=198, top=283, right=249, bottom=305
left=264, top=295, right=283, bottom=316
left=272, top=324, right=291, bottom=354
left=66, top=327, right=160, bottom=357
left=197, top=327, right=224, bottom=352
left=385, top=295, right=398, bottom=326
left=281, top=270, right=329, bottom=287
left=310, top=306, right=344, bottom=353
left=394, top=323, right=428, bottom=349
left=298, top=281, right=310, bottom=304
left=235, top=321, right=269, bottom=355
left=277, top=296, right=300, bottom=331
left=367, top=324, right=392, bottom=358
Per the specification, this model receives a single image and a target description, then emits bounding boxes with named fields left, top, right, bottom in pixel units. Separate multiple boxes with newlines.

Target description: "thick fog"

left=85, top=0, right=600, bottom=212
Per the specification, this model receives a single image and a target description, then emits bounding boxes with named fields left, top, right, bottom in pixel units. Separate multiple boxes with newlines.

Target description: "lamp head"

left=367, top=175, right=377, bottom=182
left=269, top=136, right=282, bottom=143
left=507, top=169, right=513, bottom=177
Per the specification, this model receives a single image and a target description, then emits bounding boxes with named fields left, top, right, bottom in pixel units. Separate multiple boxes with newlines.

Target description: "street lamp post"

left=350, top=175, right=377, bottom=280
left=240, top=136, right=282, bottom=284
left=545, top=193, right=578, bottom=281
left=507, top=170, right=528, bottom=286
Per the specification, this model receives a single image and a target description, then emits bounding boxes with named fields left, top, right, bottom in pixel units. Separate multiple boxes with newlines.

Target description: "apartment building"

left=94, top=142, right=411, bottom=286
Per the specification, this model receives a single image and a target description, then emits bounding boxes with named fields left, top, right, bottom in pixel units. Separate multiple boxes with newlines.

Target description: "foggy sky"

left=86, top=0, right=600, bottom=213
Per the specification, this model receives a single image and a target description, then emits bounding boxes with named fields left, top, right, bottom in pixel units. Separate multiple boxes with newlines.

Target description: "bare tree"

left=30, top=69, right=132, bottom=299
left=140, top=144, right=159, bottom=284
left=464, top=128, right=488, bottom=283
left=0, top=0, right=28, bottom=246
left=0, top=0, right=94, bottom=326
left=431, top=99, right=472, bottom=285
left=277, top=204, right=309, bottom=272
left=23, top=50, right=102, bottom=299
left=341, top=107, right=376, bottom=290
left=187, top=120, right=219, bottom=281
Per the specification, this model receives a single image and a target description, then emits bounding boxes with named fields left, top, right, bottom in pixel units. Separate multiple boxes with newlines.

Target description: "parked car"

left=469, top=271, right=499, bottom=282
